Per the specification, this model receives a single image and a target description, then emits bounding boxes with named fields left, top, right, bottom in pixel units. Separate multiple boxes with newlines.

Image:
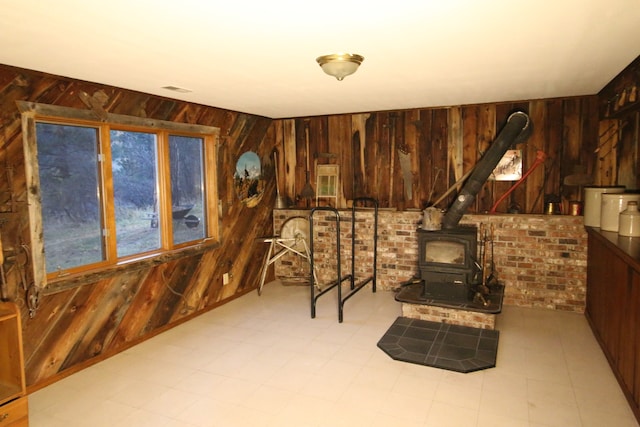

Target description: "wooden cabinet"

left=0, top=396, right=28, bottom=426
left=586, top=228, right=640, bottom=424
left=0, top=302, right=27, bottom=426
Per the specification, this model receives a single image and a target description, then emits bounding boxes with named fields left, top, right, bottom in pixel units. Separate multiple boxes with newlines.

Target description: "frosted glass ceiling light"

left=316, top=53, right=364, bottom=81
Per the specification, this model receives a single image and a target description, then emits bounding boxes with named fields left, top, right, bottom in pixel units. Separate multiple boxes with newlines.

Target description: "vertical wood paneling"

left=432, top=109, right=450, bottom=204
left=545, top=99, right=564, bottom=196
left=618, top=113, right=637, bottom=189
left=448, top=107, right=464, bottom=185
left=525, top=100, right=547, bottom=212
left=329, top=115, right=351, bottom=204
left=417, top=110, right=436, bottom=206
left=351, top=114, right=369, bottom=203
left=562, top=98, right=582, bottom=201
left=280, top=96, right=601, bottom=215
left=403, top=110, right=421, bottom=206
left=596, top=120, right=619, bottom=186
left=282, top=119, right=296, bottom=202
left=475, top=105, right=496, bottom=211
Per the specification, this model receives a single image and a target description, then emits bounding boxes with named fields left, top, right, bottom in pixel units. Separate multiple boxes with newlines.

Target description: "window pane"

left=36, top=123, right=104, bottom=273
left=169, top=135, right=206, bottom=245
left=110, top=130, right=161, bottom=257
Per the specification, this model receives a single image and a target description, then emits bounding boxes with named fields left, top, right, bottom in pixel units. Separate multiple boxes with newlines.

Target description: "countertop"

left=586, top=226, right=640, bottom=270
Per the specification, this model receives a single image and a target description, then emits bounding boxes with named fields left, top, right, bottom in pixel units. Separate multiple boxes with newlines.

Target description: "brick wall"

left=273, top=210, right=587, bottom=313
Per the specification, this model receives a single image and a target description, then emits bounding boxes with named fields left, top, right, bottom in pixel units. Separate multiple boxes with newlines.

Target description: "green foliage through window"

left=33, top=117, right=218, bottom=277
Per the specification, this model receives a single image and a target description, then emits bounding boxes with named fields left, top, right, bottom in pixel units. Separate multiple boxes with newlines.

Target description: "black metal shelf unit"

left=309, top=197, right=378, bottom=322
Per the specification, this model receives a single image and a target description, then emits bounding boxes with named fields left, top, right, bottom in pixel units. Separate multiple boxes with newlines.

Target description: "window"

left=19, top=102, right=219, bottom=286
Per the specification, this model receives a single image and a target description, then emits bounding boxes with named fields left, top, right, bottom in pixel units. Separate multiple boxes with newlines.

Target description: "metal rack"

left=309, top=197, right=378, bottom=322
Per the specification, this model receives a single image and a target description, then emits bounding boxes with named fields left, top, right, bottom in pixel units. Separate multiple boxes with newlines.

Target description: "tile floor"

left=29, top=281, right=639, bottom=427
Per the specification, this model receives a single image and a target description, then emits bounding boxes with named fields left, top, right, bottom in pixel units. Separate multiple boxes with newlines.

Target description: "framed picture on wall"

left=490, top=149, right=522, bottom=181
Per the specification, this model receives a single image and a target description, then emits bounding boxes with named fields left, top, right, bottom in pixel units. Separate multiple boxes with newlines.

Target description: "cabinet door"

left=631, top=271, right=640, bottom=409
left=600, top=254, right=628, bottom=363
left=586, top=234, right=608, bottom=334
left=619, top=268, right=638, bottom=395
left=0, top=396, right=28, bottom=426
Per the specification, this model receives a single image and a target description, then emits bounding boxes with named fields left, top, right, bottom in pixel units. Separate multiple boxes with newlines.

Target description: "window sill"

left=42, top=239, right=221, bottom=295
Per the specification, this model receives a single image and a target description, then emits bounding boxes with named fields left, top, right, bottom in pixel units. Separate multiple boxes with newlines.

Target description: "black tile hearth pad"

left=377, top=317, right=499, bottom=373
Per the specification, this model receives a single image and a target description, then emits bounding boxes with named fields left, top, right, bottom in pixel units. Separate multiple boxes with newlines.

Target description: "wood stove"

left=417, top=226, right=481, bottom=302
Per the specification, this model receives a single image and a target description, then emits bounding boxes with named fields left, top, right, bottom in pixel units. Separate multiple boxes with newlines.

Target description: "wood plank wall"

left=0, top=64, right=277, bottom=388
left=273, top=97, right=602, bottom=214
left=598, top=55, right=640, bottom=190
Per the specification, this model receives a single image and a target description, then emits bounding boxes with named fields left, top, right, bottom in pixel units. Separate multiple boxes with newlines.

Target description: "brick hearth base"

left=401, top=303, right=497, bottom=330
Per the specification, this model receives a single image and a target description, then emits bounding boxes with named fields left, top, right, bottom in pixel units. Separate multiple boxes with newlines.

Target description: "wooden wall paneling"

left=474, top=105, right=497, bottom=213
left=145, top=261, right=200, bottom=328
left=282, top=119, right=297, bottom=204
left=447, top=107, right=464, bottom=206
left=63, top=273, right=157, bottom=368
left=544, top=99, right=564, bottom=196
left=25, top=76, right=71, bottom=107
left=504, top=102, right=531, bottom=213
left=350, top=114, right=369, bottom=204
left=618, top=112, right=638, bottom=190
left=20, top=289, right=82, bottom=373
left=490, top=103, right=520, bottom=213
left=19, top=110, right=47, bottom=292
left=364, top=113, right=379, bottom=202
left=217, top=136, right=233, bottom=212
left=374, top=113, right=391, bottom=207
left=24, top=283, right=101, bottom=384
left=635, top=112, right=640, bottom=190
left=269, top=121, right=283, bottom=205
left=306, top=118, right=319, bottom=203
left=296, top=120, right=310, bottom=207
left=525, top=100, right=548, bottom=213
left=595, top=119, right=618, bottom=186
left=110, top=91, right=151, bottom=118
left=181, top=250, right=221, bottom=311
left=328, top=115, right=351, bottom=205
left=581, top=97, right=600, bottom=181
left=461, top=106, right=479, bottom=211
left=393, top=112, right=407, bottom=209
left=561, top=98, right=583, bottom=202
left=598, top=55, right=640, bottom=120
left=315, top=116, right=329, bottom=156
left=387, top=112, right=401, bottom=208
left=107, top=268, right=166, bottom=349
left=403, top=110, right=421, bottom=208
left=0, top=64, right=280, bottom=389
left=416, top=109, right=438, bottom=209
left=428, top=109, right=449, bottom=208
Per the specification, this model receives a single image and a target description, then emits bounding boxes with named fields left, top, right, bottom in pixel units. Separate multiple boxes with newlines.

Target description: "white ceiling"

left=1, top=0, right=639, bottom=119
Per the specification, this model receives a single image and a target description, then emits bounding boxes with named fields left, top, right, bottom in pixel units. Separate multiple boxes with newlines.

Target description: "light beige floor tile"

left=528, top=399, right=582, bottom=427
left=27, top=281, right=639, bottom=427
left=424, top=401, right=478, bottom=427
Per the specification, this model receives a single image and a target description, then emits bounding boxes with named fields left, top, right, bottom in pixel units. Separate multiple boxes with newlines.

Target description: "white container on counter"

left=619, top=201, right=640, bottom=237
left=601, top=193, right=640, bottom=232
left=583, top=186, right=625, bottom=227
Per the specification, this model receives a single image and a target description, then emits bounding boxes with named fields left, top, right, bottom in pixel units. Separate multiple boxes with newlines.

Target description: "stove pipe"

left=441, top=111, right=531, bottom=230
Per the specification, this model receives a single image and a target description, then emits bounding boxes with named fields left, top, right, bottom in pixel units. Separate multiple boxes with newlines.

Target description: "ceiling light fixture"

left=316, top=53, right=364, bottom=81
left=162, top=85, right=192, bottom=93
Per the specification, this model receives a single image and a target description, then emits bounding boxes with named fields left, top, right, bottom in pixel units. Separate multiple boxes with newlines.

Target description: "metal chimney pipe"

left=441, top=111, right=531, bottom=229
